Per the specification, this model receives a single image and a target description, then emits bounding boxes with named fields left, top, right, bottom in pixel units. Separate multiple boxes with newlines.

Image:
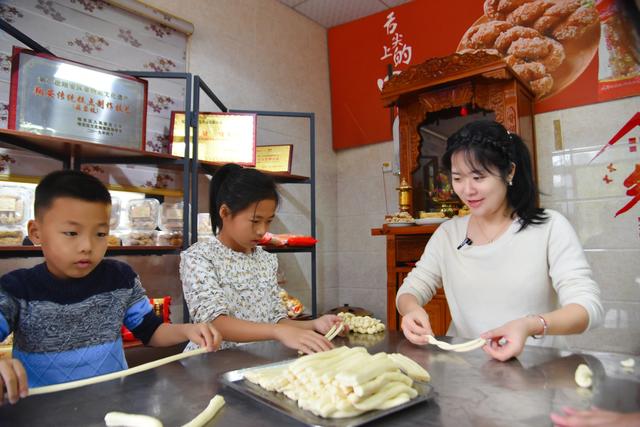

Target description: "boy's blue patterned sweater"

left=0, top=259, right=162, bottom=387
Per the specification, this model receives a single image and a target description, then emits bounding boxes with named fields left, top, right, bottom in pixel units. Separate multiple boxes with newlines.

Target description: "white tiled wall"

left=336, top=141, right=397, bottom=320
left=535, top=96, right=640, bottom=354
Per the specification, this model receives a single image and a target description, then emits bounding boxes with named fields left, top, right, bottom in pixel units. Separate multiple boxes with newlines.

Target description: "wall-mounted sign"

left=8, top=47, right=147, bottom=150
left=255, top=145, right=293, bottom=173
left=169, top=112, right=256, bottom=166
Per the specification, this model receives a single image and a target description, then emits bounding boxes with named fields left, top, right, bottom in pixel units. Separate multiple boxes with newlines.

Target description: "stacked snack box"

left=122, top=198, right=159, bottom=246
left=107, top=196, right=122, bottom=246
left=157, top=201, right=184, bottom=247
left=0, top=185, right=31, bottom=246
left=197, top=212, right=213, bottom=243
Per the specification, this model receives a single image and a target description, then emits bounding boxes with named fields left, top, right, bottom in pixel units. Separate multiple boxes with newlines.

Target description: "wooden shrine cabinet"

left=373, top=51, right=536, bottom=334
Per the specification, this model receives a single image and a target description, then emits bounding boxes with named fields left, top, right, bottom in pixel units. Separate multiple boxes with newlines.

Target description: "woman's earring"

left=508, top=180, right=513, bottom=186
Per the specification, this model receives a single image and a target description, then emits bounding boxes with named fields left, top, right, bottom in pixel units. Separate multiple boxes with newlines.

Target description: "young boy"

left=0, top=170, right=221, bottom=405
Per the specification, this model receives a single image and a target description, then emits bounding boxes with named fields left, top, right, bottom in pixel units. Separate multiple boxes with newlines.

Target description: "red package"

left=286, top=236, right=318, bottom=247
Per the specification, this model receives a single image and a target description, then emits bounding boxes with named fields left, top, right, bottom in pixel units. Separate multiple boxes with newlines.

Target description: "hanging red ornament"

left=460, top=105, right=468, bottom=116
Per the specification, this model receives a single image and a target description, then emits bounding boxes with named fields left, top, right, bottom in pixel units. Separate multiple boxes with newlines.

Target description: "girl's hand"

left=184, top=323, right=222, bottom=352
left=481, top=317, right=535, bottom=361
left=311, top=314, right=348, bottom=336
left=400, top=307, right=433, bottom=345
left=0, top=358, right=28, bottom=405
left=274, top=324, right=333, bottom=354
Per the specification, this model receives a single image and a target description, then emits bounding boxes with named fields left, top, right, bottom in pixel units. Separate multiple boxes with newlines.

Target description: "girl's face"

left=450, top=151, right=512, bottom=219
left=218, top=199, right=276, bottom=253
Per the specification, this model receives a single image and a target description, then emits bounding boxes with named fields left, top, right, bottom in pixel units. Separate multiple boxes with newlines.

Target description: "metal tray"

left=220, top=359, right=435, bottom=427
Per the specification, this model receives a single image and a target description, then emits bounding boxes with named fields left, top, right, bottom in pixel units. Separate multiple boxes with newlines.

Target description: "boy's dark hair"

left=34, top=170, right=111, bottom=218
left=209, top=163, right=279, bottom=234
left=442, top=120, right=547, bottom=231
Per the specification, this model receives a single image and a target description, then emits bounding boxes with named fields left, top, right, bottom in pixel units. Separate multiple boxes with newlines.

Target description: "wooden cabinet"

left=372, top=224, right=451, bottom=335
left=375, top=51, right=536, bottom=335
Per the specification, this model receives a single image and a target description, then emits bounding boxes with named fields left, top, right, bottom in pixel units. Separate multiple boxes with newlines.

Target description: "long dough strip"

left=181, top=395, right=225, bottom=427
left=30, top=347, right=209, bottom=396
left=426, top=336, right=486, bottom=352
left=103, top=394, right=225, bottom=427
left=104, top=412, right=163, bottom=427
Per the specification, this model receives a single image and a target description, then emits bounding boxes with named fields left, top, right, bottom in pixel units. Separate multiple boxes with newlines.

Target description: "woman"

left=396, top=120, right=603, bottom=361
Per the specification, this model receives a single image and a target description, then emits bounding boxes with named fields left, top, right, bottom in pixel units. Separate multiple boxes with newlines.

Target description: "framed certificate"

left=8, top=47, right=147, bottom=150
left=255, top=144, right=293, bottom=173
left=169, top=111, right=256, bottom=166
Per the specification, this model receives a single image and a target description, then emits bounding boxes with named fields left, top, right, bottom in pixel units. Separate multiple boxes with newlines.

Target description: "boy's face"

left=28, top=197, right=110, bottom=280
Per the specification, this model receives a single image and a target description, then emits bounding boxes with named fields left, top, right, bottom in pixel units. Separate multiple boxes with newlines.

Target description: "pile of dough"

left=244, top=346, right=430, bottom=419
left=337, top=312, right=385, bottom=334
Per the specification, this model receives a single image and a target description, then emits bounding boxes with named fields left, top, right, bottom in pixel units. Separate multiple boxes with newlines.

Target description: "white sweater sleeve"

left=395, top=227, right=444, bottom=307
left=547, top=212, right=604, bottom=330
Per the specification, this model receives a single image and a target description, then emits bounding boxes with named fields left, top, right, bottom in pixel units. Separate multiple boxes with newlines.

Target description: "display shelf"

left=263, top=246, right=315, bottom=254
left=196, top=159, right=310, bottom=183
left=0, top=245, right=180, bottom=258
left=0, top=128, right=187, bottom=170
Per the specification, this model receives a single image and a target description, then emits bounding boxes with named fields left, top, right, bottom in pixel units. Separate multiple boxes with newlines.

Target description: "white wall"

left=144, top=0, right=339, bottom=313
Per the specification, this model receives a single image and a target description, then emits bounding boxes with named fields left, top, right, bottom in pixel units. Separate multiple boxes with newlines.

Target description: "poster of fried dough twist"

left=328, top=0, right=640, bottom=150
left=458, top=0, right=601, bottom=99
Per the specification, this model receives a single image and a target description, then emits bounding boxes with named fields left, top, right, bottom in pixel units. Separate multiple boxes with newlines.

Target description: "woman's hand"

left=481, top=316, right=539, bottom=361
left=0, top=358, right=28, bottom=405
left=311, top=314, right=348, bottom=336
left=400, top=307, right=433, bottom=345
left=550, top=407, right=640, bottom=427
left=274, top=324, right=333, bottom=354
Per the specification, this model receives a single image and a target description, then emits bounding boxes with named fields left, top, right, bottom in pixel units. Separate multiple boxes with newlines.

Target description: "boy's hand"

left=184, top=323, right=222, bottom=352
left=0, top=358, right=28, bottom=405
left=274, top=324, right=333, bottom=354
left=311, top=314, right=348, bottom=336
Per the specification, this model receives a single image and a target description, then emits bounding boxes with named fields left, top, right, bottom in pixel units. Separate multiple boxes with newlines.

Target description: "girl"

left=396, top=120, right=604, bottom=361
left=180, top=163, right=343, bottom=354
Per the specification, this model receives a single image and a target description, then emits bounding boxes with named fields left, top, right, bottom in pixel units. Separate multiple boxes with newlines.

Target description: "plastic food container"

left=109, top=196, right=121, bottom=229
left=159, top=202, right=184, bottom=231
left=197, top=212, right=213, bottom=234
left=0, top=186, right=31, bottom=226
left=126, top=198, right=159, bottom=230
left=157, top=230, right=183, bottom=247
left=107, top=234, right=122, bottom=246
left=121, top=230, right=157, bottom=246
left=0, top=226, right=24, bottom=246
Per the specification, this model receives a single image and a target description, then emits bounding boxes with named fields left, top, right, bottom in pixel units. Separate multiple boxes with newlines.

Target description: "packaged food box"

left=157, top=230, right=183, bottom=247
left=109, top=196, right=121, bottom=229
left=121, top=230, right=157, bottom=246
left=0, top=186, right=31, bottom=226
left=159, top=201, right=184, bottom=231
left=126, top=198, right=159, bottom=230
left=0, top=227, right=24, bottom=246
left=197, top=212, right=213, bottom=234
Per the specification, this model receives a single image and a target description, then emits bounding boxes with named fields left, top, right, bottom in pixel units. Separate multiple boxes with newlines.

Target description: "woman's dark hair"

left=441, top=120, right=547, bottom=231
left=209, top=163, right=279, bottom=234
left=35, top=170, right=111, bottom=218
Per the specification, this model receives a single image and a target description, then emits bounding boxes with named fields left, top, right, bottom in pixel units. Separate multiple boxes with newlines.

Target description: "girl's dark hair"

left=35, top=170, right=111, bottom=218
left=209, top=163, right=279, bottom=234
left=441, top=120, right=547, bottom=231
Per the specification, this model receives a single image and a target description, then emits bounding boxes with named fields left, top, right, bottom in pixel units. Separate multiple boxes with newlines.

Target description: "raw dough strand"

left=426, top=336, right=486, bottom=352
left=104, top=412, right=163, bottom=427
left=30, top=348, right=209, bottom=396
left=103, top=395, right=225, bottom=427
left=181, top=395, right=225, bottom=427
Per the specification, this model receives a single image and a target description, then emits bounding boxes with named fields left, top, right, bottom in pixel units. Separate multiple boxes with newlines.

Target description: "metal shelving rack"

left=190, top=76, right=318, bottom=317
left=0, top=20, right=318, bottom=317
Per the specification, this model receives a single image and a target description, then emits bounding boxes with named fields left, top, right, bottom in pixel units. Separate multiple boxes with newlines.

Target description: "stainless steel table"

left=1, top=332, right=638, bottom=426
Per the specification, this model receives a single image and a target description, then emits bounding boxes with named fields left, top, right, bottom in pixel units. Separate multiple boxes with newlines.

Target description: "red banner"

left=328, top=0, right=640, bottom=150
